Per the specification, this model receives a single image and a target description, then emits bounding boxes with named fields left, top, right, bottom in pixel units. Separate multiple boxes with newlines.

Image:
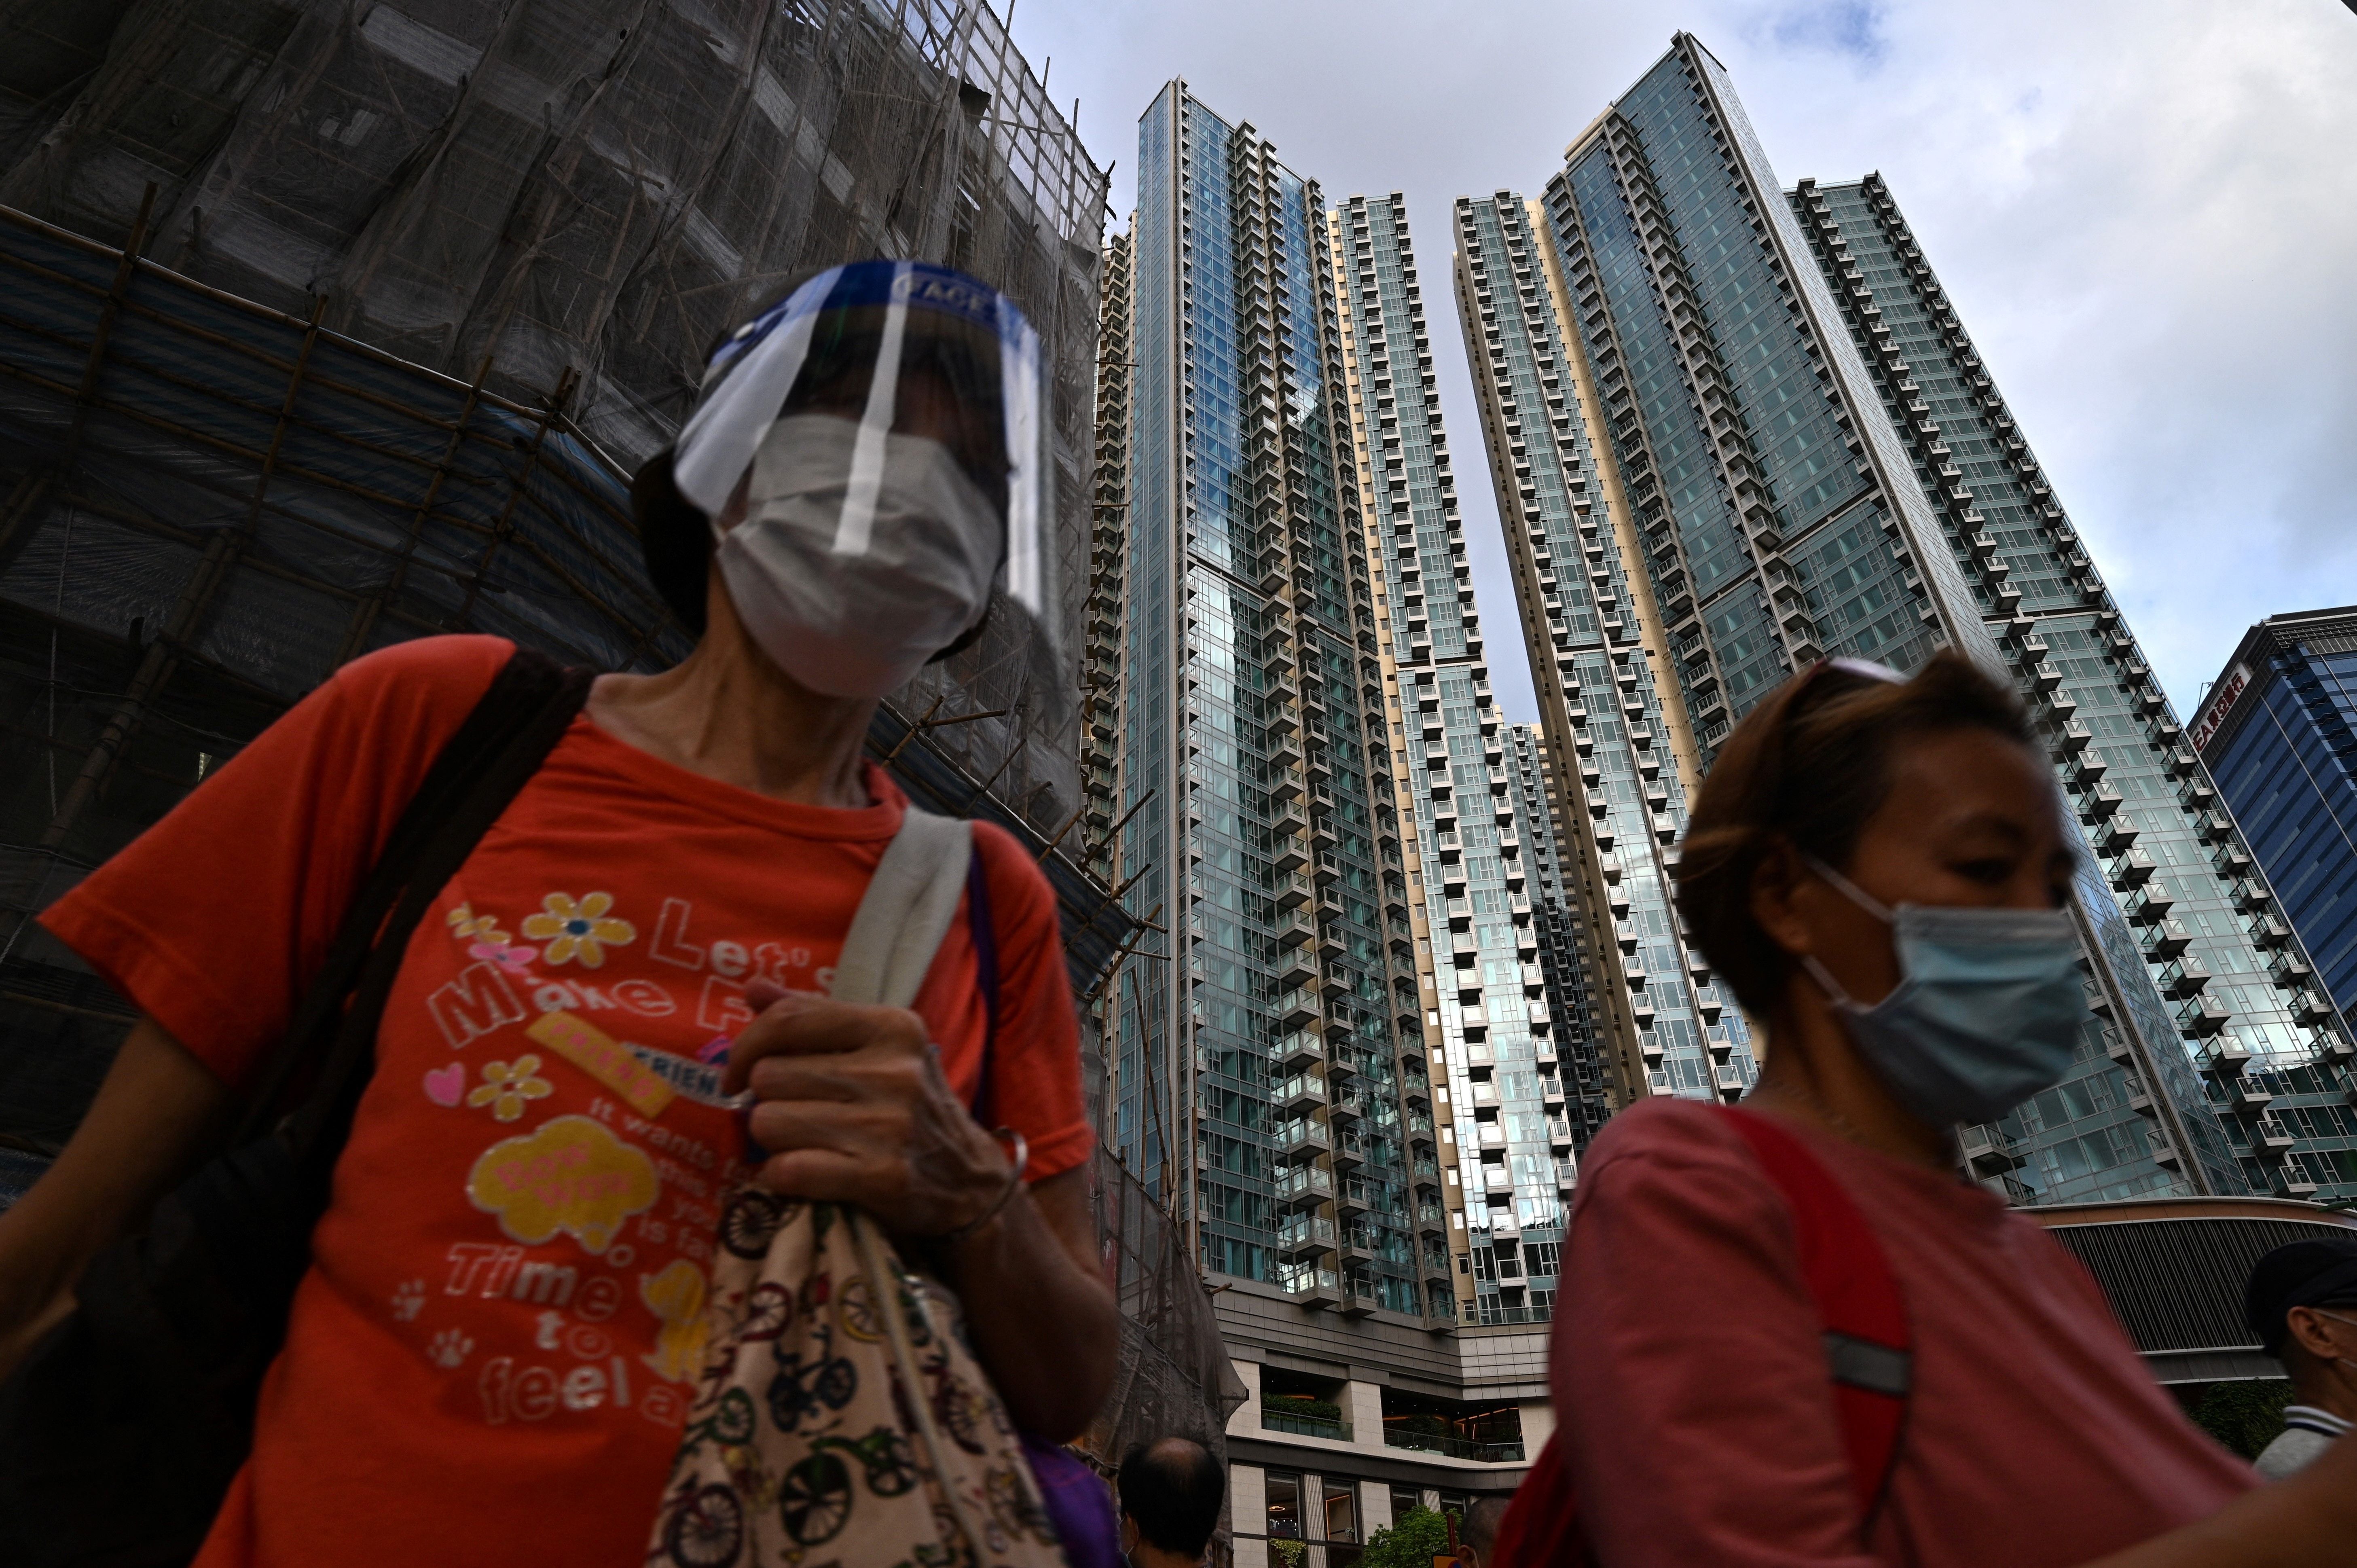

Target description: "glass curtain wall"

left=1530, top=34, right=2245, bottom=1200
left=1788, top=178, right=2357, bottom=1205
left=1451, top=192, right=1760, bottom=1134
left=1336, top=190, right=1614, bottom=1326
left=2202, top=614, right=2357, bottom=1027
left=1114, top=86, right=1427, bottom=1318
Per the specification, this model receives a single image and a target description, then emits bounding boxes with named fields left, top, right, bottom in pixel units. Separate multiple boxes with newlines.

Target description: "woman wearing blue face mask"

left=1494, top=652, right=2356, bottom=1568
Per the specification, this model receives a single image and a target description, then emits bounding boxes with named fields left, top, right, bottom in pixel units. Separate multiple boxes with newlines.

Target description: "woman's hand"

left=721, top=980, right=1117, bottom=1439
left=723, top=982, right=1011, bottom=1237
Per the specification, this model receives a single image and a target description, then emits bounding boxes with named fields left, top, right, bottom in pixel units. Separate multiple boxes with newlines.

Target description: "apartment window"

left=1324, top=1479, right=1359, bottom=1543
left=1266, top=1471, right=1302, bottom=1539
left=1390, top=1483, right=1426, bottom=1523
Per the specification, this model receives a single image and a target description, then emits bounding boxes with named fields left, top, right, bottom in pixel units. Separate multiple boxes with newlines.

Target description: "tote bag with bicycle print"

left=645, top=808, right=1069, bottom=1568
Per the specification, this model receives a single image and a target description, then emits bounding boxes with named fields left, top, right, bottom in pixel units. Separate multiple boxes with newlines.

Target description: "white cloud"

left=1021, top=0, right=2357, bottom=720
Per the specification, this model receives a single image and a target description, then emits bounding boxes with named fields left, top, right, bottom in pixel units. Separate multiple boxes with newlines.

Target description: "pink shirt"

left=1555, top=1099, right=2253, bottom=1567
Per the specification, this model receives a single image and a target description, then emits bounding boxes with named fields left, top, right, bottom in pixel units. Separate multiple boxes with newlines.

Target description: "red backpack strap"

left=1491, top=1430, right=1576, bottom=1568
left=1720, top=1107, right=1913, bottom=1530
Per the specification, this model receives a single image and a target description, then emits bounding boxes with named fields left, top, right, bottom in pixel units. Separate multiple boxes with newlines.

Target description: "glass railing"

left=1276, top=1166, right=1334, bottom=1200
left=1278, top=1217, right=1335, bottom=1251
left=1273, top=1027, right=1322, bottom=1059
left=1261, top=1403, right=1350, bottom=1441
left=1382, top=1426, right=1526, bottom=1462
left=1276, top=1072, right=1326, bottom=1104
left=1470, top=1303, right=1552, bottom=1326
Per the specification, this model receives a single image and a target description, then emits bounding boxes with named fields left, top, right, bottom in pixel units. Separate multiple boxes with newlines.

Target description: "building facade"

left=2194, top=609, right=2357, bottom=1082
left=1100, top=96, right=1575, bottom=1563
left=1446, top=32, right=2354, bottom=1206
left=1780, top=177, right=2357, bottom=1204
left=1332, top=189, right=1599, bottom=1327
left=1451, top=188, right=1760, bottom=1128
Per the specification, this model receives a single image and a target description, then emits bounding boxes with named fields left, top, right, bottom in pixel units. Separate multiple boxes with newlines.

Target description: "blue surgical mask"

left=1800, top=856, right=2087, bottom=1126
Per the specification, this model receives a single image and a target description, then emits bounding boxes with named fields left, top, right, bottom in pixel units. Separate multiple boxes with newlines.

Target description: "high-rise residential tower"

left=1453, top=33, right=2355, bottom=1204
left=1329, top=191, right=1620, bottom=1327
left=1452, top=189, right=1759, bottom=1124
left=1096, top=91, right=1554, bottom=1558
left=2194, top=609, right=2357, bottom=1073
left=1781, top=176, right=2357, bottom=1202
left=1104, top=82, right=1426, bottom=1316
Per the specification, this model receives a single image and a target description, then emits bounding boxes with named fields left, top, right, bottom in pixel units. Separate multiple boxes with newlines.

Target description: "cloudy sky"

left=1016, top=0, right=2357, bottom=723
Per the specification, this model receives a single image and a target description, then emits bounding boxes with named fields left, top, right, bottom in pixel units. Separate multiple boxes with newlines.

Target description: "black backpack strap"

left=965, top=842, right=1001, bottom=1128
left=237, top=646, right=592, bottom=1154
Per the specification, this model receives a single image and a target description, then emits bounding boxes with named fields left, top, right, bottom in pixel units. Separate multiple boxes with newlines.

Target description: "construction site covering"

left=0, top=0, right=1234, bottom=1471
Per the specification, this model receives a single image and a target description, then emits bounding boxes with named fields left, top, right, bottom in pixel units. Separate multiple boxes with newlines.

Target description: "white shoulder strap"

left=831, top=806, right=973, bottom=1009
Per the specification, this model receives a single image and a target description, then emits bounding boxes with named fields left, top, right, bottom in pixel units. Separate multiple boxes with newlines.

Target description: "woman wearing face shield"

left=1500, top=653, right=2357, bottom=1568
left=0, top=261, right=1117, bottom=1567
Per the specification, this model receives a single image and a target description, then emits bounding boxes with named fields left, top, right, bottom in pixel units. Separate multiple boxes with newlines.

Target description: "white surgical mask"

left=715, top=414, right=1002, bottom=698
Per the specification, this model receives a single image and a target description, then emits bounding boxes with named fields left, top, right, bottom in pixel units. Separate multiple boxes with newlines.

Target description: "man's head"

left=2245, top=1236, right=2357, bottom=1402
left=1458, top=1496, right=1512, bottom=1568
left=1116, top=1437, right=1224, bottom=1566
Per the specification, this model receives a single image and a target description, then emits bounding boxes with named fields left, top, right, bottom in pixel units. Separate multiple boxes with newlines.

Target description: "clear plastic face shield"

left=670, top=261, right=1055, bottom=699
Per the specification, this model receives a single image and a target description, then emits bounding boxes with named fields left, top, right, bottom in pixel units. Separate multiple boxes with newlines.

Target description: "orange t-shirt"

left=40, top=634, right=1090, bottom=1568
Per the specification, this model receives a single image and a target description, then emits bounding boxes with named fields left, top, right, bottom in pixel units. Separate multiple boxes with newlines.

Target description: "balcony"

left=1959, top=1124, right=2026, bottom=1175
left=1277, top=1216, right=1337, bottom=1259
left=2203, top=1037, right=2254, bottom=1078
left=2268, top=952, right=2316, bottom=986
left=2079, top=781, right=2124, bottom=820
left=2274, top=1168, right=2322, bottom=1201
left=2226, top=1080, right=2276, bottom=1115
left=2250, top=1114, right=2298, bottom=1159
left=2124, top=880, right=2175, bottom=922
left=1274, top=1027, right=1324, bottom=1069
left=1278, top=1073, right=1327, bottom=1114
left=1276, top=1119, right=1332, bottom=1159
left=1275, top=1166, right=1334, bottom=1206
left=1383, top=1427, right=1527, bottom=1463
left=2178, top=994, right=2231, bottom=1035
left=1468, top=1303, right=1552, bottom=1327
